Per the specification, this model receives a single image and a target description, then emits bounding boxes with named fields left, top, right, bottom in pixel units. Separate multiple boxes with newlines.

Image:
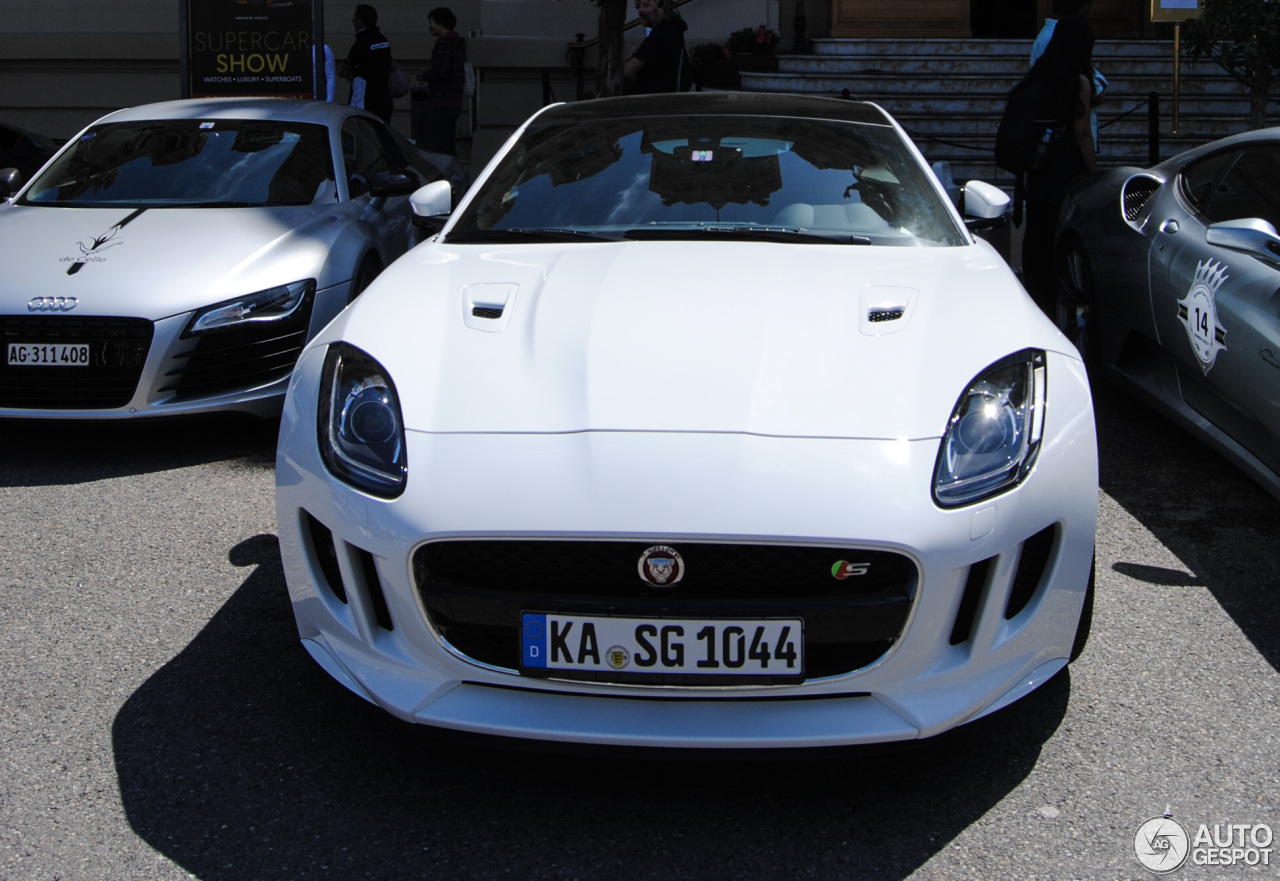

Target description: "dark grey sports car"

left=1055, top=127, right=1280, bottom=501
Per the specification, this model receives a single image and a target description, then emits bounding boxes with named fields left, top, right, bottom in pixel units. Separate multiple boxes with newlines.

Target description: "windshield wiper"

left=624, top=226, right=872, bottom=245
left=444, top=227, right=625, bottom=243
left=179, top=201, right=266, bottom=208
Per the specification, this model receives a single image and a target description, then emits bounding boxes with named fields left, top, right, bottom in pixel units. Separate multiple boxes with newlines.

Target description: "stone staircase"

left=741, top=38, right=1280, bottom=187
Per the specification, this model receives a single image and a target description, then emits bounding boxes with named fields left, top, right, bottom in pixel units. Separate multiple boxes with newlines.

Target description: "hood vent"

left=463, top=283, right=518, bottom=332
left=1122, top=175, right=1161, bottom=223
left=868, top=307, right=905, bottom=323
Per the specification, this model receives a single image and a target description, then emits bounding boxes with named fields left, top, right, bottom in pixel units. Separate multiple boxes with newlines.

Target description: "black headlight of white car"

left=317, top=343, right=406, bottom=498
left=934, top=350, right=1046, bottom=508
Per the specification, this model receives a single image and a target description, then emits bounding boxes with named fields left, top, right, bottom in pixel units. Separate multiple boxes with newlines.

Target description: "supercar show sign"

left=181, top=0, right=323, bottom=99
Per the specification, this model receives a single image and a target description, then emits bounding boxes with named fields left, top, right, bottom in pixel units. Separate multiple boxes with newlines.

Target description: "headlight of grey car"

left=186, top=279, right=313, bottom=334
left=317, top=343, right=407, bottom=498
left=933, top=350, right=1045, bottom=508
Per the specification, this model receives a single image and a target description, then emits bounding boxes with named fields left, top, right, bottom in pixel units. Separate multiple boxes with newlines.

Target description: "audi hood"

left=0, top=204, right=346, bottom=317
left=313, top=238, right=1073, bottom=442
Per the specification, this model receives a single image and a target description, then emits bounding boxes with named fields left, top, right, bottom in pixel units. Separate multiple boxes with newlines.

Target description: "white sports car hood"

left=333, top=239, right=1068, bottom=440
left=0, top=204, right=336, bottom=317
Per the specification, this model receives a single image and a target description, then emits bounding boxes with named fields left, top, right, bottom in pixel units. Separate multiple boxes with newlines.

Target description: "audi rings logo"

left=28, top=297, right=79, bottom=312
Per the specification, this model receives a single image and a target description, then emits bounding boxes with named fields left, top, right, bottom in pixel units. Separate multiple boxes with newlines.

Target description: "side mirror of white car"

left=1205, top=218, right=1280, bottom=265
left=411, top=179, right=453, bottom=217
left=962, top=180, right=1010, bottom=223
left=409, top=179, right=454, bottom=235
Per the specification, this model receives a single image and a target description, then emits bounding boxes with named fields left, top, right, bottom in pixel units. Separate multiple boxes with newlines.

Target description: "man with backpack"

left=995, top=13, right=1098, bottom=315
left=624, top=0, right=693, bottom=94
left=339, top=5, right=393, bottom=123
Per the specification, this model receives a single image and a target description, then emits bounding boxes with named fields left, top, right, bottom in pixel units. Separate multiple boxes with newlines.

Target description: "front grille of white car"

left=0, top=315, right=152, bottom=409
left=412, top=539, right=918, bottom=683
left=160, top=290, right=315, bottom=400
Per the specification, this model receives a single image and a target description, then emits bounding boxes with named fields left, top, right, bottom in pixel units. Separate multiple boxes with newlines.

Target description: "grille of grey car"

left=160, top=291, right=315, bottom=399
left=413, top=540, right=917, bottom=682
left=1122, top=176, right=1161, bottom=222
left=0, top=315, right=152, bottom=408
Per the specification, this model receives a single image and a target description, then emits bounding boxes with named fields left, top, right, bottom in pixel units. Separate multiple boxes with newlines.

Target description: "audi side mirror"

left=369, top=169, right=420, bottom=199
left=0, top=167, right=23, bottom=201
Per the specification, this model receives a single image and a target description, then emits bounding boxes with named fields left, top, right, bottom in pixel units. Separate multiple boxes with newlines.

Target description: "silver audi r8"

left=276, top=93, right=1099, bottom=750
left=0, top=98, right=448, bottom=419
left=1056, top=127, right=1280, bottom=501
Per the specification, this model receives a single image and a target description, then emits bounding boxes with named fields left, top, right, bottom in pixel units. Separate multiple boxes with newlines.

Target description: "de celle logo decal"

left=637, top=545, right=684, bottom=588
left=61, top=208, right=146, bottom=276
left=1176, top=260, right=1229, bottom=374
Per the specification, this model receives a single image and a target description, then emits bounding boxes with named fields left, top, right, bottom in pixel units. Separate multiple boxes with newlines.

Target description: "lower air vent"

left=1005, top=525, right=1056, bottom=619
left=304, top=511, right=347, bottom=604
left=471, top=306, right=504, bottom=319
left=1122, top=176, right=1161, bottom=223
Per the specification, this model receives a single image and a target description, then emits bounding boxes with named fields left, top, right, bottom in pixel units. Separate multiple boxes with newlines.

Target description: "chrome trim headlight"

left=317, top=343, right=407, bottom=498
left=186, top=279, right=313, bottom=334
left=933, top=349, right=1045, bottom=508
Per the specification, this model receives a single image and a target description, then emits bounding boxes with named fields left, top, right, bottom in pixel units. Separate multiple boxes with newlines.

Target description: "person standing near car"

left=1017, top=12, right=1098, bottom=316
left=624, top=0, right=690, bottom=93
left=418, top=7, right=468, bottom=156
left=339, top=4, right=393, bottom=123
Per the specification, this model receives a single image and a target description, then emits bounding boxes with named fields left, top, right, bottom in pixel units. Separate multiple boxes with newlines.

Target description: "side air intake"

left=1122, top=176, right=1161, bottom=223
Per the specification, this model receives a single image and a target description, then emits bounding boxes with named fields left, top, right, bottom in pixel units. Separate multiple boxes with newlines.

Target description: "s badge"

left=831, top=560, right=869, bottom=579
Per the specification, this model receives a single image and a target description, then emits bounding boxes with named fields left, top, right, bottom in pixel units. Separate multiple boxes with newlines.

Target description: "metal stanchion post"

left=1172, top=22, right=1181, bottom=135
left=1148, top=91, right=1161, bottom=166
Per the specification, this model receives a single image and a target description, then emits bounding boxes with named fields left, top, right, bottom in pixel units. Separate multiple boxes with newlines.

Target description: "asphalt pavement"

left=0, top=379, right=1277, bottom=880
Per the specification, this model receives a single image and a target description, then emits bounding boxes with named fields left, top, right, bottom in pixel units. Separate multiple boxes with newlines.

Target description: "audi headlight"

left=187, top=279, right=313, bottom=334
left=317, top=343, right=406, bottom=498
left=933, top=350, right=1045, bottom=508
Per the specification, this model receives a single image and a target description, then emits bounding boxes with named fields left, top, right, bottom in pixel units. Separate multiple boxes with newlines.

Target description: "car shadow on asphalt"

left=1091, top=378, right=1280, bottom=672
left=112, top=533, right=1071, bottom=881
left=0, top=413, right=279, bottom=486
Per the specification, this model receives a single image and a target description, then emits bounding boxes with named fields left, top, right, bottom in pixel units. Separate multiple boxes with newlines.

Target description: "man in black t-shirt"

left=623, top=0, right=689, bottom=94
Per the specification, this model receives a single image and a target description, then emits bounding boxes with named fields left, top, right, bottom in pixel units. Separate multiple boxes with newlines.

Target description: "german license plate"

left=520, top=613, right=803, bottom=681
left=7, top=343, right=91, bottom=366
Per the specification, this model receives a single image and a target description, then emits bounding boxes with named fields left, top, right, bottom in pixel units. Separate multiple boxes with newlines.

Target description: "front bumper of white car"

left=276, top=349, right=1097, bottom=749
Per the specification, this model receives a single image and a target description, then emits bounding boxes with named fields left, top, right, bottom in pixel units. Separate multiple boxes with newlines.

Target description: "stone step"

left=776, top=55, right=1225, bottom=77
left=808, top=37, right=1182, bottom=57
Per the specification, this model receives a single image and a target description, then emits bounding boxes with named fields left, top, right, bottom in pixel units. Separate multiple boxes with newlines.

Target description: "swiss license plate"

left=7, top=343, right=91, bottom=367
left=520, top=613, right=804, bottom=681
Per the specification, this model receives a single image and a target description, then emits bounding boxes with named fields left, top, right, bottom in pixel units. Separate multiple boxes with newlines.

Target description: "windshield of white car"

left=447, top=115, right=964, bottom=246
left=17, top=119, right=336, bottom=208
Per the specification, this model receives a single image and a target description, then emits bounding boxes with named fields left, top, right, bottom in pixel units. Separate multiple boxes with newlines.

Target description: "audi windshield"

left=19, top=119, right=336, bottom=209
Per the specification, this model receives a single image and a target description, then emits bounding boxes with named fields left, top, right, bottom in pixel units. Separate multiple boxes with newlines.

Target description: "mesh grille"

left=414, top=539, right=917, bottom=681
left=471, top=306, right=503, bottom=319
left=1122, top=177, right=1161, bottom=222
left=161, top=292, right=314, bottom=399
left=0, top=315, right=152, bottom=409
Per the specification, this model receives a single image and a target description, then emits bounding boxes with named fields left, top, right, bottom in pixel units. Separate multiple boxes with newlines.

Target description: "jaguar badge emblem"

left=638, top=545, right=684, bottom=588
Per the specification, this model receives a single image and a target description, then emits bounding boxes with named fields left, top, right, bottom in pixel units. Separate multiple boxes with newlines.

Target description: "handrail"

left=568, top=0, right=699, bottom=50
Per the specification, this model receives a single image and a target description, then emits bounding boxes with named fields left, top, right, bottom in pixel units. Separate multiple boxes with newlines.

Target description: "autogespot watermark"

left=1134, top=814, right=1274, bottom=873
